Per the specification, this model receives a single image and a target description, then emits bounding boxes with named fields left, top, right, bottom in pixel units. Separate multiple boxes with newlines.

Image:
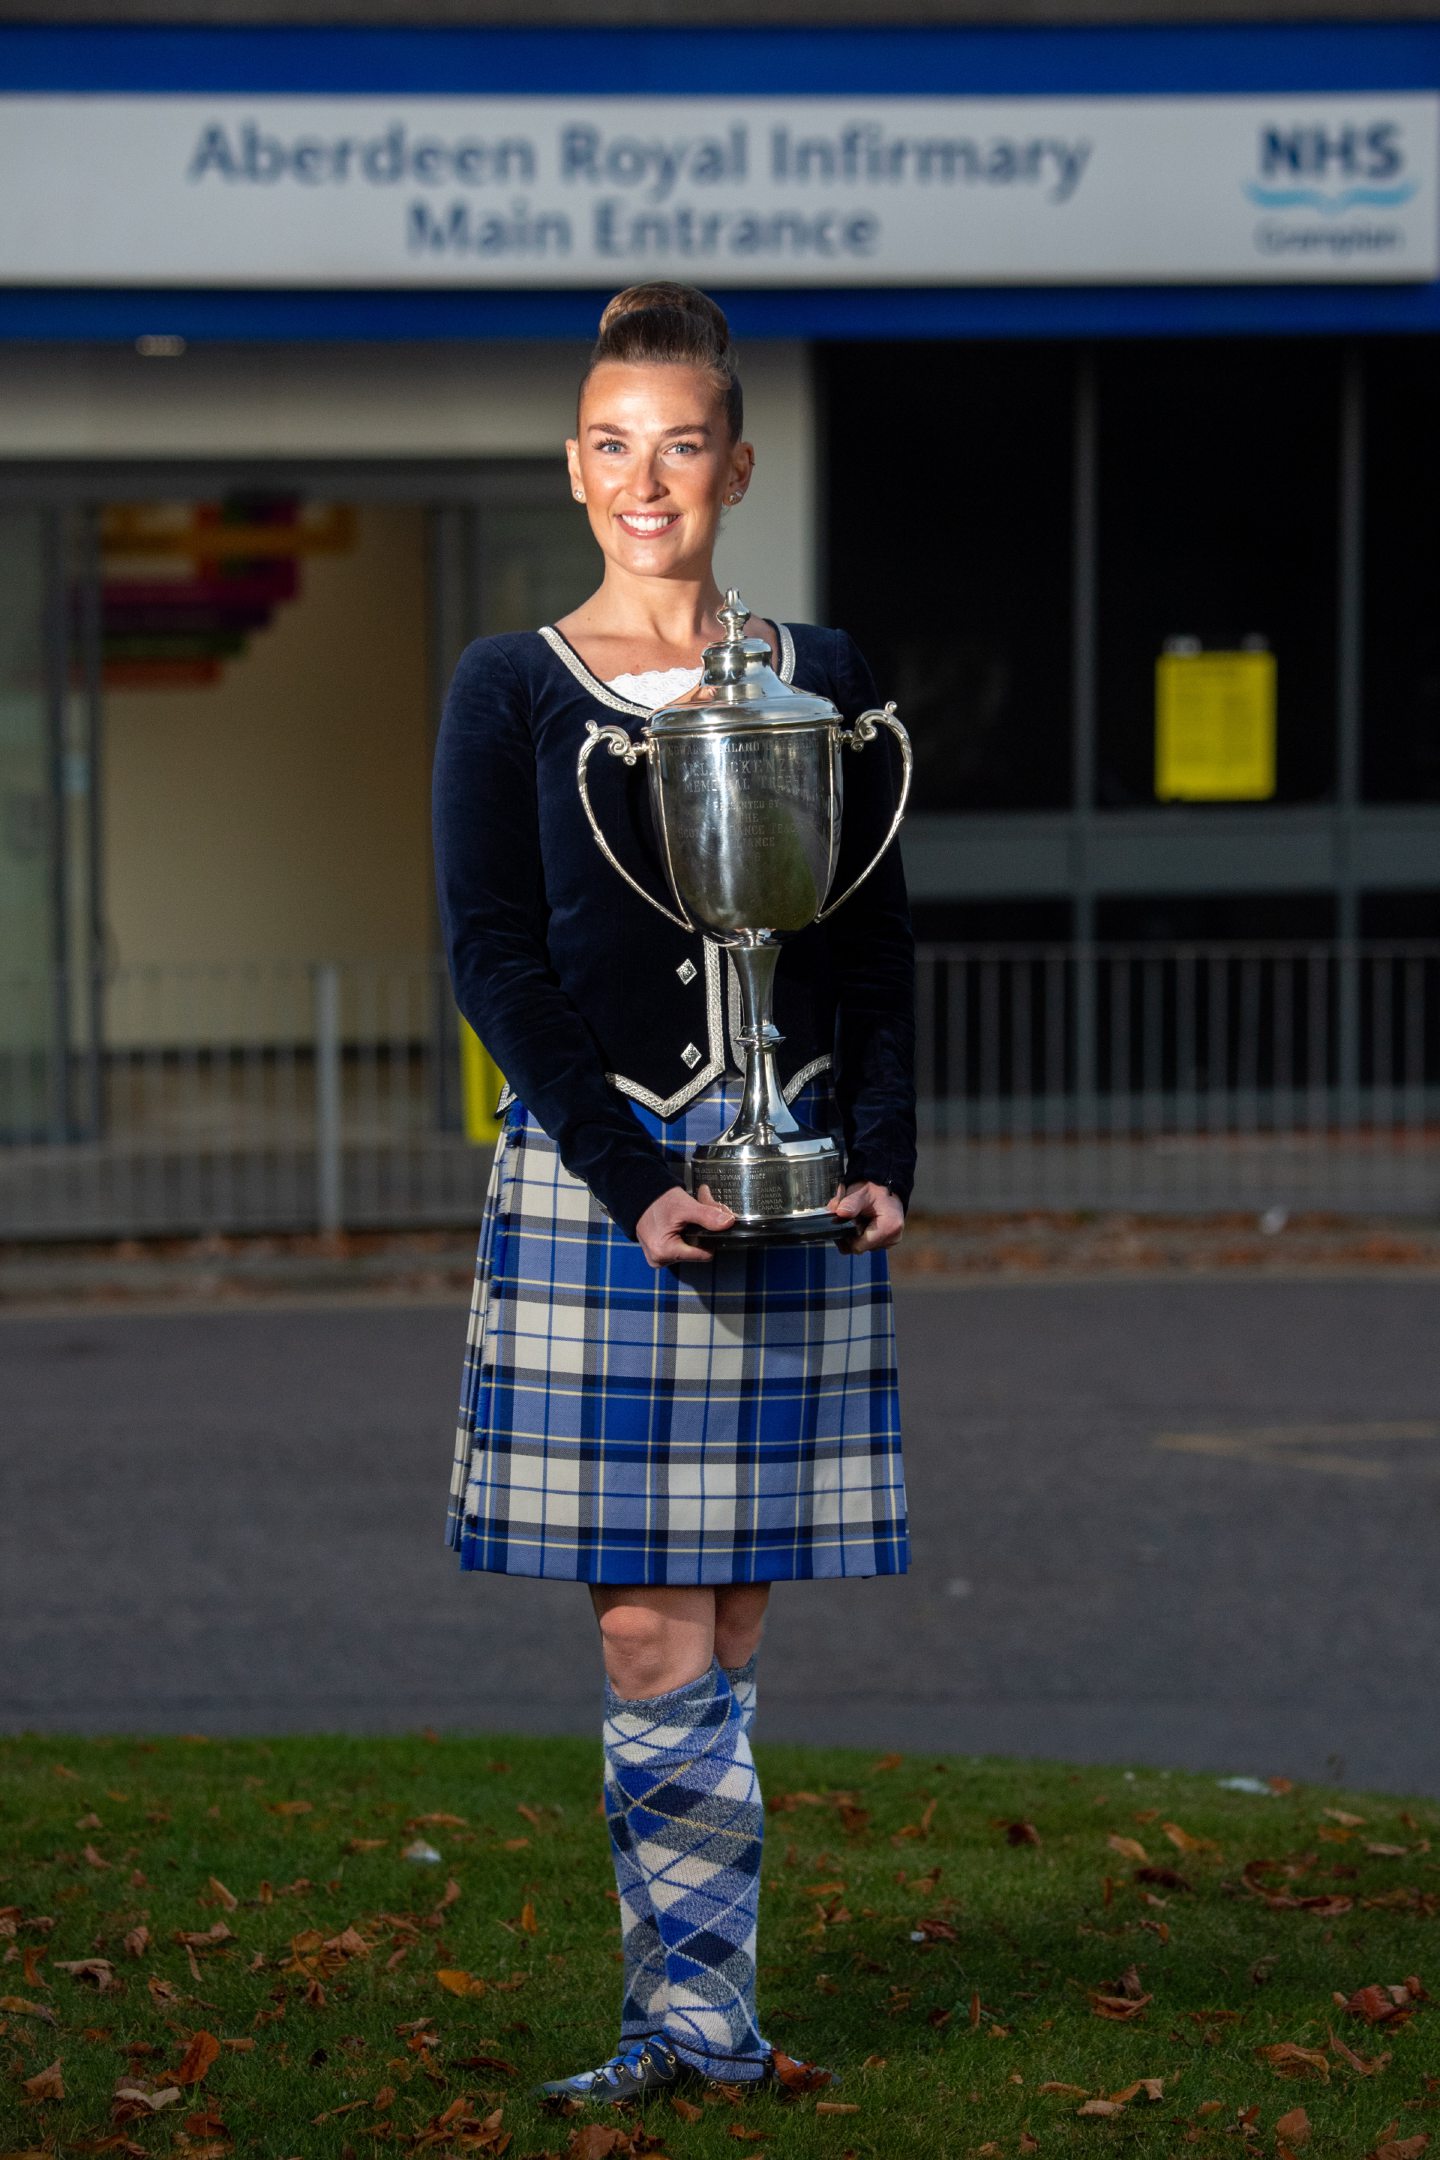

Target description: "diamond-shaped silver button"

left=676, top=959, right=697, bottom=985
left=681, top=1042, right=702, bottom=1069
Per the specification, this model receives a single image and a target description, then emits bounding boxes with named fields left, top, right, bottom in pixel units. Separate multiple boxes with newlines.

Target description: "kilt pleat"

left=445, top=1081, right=909, bottom=1585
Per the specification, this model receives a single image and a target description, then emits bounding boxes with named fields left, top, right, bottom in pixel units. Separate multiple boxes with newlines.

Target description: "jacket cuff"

left=844, top=1158, right=914, bottom=1214
left=597, top=1155, right=688, bottom=1244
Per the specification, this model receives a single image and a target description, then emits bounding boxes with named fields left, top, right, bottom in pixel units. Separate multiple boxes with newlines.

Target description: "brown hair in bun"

left=582, top=282, right=742, bottom=441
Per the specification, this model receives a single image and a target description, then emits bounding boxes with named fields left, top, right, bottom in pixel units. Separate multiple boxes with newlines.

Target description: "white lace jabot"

left=604, top=665, right=703, bottom=709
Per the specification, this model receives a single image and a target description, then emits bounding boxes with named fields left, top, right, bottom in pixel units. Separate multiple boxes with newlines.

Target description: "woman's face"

left=566, top=360, right=753, bottom=586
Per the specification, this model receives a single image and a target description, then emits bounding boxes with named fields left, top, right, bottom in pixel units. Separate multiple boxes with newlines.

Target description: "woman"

left=432, top=282, right=915, bottom=2104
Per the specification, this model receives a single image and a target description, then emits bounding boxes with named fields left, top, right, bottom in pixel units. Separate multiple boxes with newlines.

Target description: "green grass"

left=2, top=1734, right=1437, bottom=2159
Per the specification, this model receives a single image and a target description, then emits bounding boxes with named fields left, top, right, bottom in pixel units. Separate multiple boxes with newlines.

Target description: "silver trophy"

left=576, top=592, right=912, bottom=1244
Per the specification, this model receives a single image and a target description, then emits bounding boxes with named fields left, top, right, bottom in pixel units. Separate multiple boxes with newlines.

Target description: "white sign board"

left=1, top=92, right=1435, bottom=286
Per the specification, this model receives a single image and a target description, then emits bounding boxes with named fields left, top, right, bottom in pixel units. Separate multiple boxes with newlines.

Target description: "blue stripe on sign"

left=0, top=21, right=1436, bottom=96
left=3, top=282, right=1440, bottom=343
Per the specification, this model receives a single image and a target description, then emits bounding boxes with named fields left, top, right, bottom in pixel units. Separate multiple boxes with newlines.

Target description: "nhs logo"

left=1244, top=120, right=1419, bottom=214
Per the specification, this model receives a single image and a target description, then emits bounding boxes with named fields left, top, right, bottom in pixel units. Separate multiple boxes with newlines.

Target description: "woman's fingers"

left=637, top=1187, right=736, bottom=1267
left=829, top=1181, right=905, bottom=1254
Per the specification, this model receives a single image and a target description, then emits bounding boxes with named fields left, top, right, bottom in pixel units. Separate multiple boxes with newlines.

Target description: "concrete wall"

left=0, top=338, right=818, bottom=625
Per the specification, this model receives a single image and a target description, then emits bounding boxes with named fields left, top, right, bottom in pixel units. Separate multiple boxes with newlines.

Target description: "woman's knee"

left=593, top=1588, right=714, bottom=1697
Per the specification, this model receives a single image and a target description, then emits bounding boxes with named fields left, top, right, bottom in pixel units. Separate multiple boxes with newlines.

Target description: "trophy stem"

left=688, top=936, right=843, bottom=1239
left=730, top=939, right=801, bottom=1145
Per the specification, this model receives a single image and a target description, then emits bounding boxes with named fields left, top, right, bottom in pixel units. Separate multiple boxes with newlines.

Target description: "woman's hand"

left=636, top=1186, right=736, bottom=1267
left=828, top=1180, right=904, bottom=1255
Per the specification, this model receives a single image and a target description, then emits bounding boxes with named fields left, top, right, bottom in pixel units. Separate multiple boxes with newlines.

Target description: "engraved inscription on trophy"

left=576, top=590, right=912, bottom=1245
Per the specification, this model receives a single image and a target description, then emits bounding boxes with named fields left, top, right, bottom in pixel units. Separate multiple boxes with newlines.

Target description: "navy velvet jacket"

left=431, top=617, right=916, bottom=1241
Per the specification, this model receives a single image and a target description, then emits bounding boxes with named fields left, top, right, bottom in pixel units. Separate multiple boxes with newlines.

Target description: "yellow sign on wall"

left=1155, top=649, right=1276, bottom=802
left=458, top=1016, right=506, bottom=1146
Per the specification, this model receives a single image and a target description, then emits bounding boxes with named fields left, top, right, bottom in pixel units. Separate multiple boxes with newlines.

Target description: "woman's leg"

left=714, top=1583, right=770, bottom=1735
left=591, top=1584, right=770, bottom=2083
left=592, top=1587, right=716, bottom=2042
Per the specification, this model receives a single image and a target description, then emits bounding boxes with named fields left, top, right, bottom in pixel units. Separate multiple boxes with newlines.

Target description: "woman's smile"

left=616, top=510, right=682, bottom=538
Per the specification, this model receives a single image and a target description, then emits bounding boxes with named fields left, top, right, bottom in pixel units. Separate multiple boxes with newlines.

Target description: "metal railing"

left=915, top=942, right=1440, bottom=1214
left=3, top=943, right=1438, bottom=1240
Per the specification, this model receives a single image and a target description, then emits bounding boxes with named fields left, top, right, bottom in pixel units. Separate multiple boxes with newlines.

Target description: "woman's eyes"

left=593, top=439, right=704, bottom=456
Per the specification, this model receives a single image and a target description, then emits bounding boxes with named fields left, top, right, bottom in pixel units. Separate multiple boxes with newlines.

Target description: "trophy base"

left=692, top=1205, right=847, bottom=1251
left=685, top=1135, right=845, bottom=1247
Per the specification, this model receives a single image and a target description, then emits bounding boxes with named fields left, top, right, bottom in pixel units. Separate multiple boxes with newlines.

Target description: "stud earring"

left=573, top=488, right=584, bottom=502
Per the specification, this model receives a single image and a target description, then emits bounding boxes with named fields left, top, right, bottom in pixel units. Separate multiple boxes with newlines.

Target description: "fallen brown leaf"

left=173, top=1923, right=234, bottom=1952
left=1077, top=2098, right=1124, bottom=2117
left=1038, top=2082, right=1090, bottom=2097
left=111, top=2081, right=183, bottom=2121
left=1135, top=1864, right=1192, bottom=1890
left=814, top=2102, right=859, bottom=2115
left=1256, top=2043, right=1330, bottom=2080
left=1163, top=1821, right=1220, bottom=1855
left=1088, top=1990, right=1152, bottom=2021
left=1344, top=1985, right=1413, bottom=2026
left=82, top=1843, right=110, bottom=1869
left=670, top=2095, right=703, bottom=2122
left=122, top=1926, right=149, bottom=1959
left=55, top=1957, right=118, bottom=1991
left=172, top=2030, right=221, bottom=2086
left=1111, top=2078, right=1165, bottom=2103
left=1328, top=2025, right=1391, bottom=2075
left=21, top=2060, right=64, bottom=2102
left=564, top=2128, right=630, bottom=2158
left=1275, top=2106, right=1312, bottom=2148
left=0, top=1995, right=56, bottom=2025
left=769, top=2050, right=834, bottom=2094
left=206, top=1878, right=239, bottom=1911
left=436, top=1968, right=488, bottom=1997
left=1002, top=1820, right=1042, bottom=1845
left=1366, top=2139, right=1429, bottom=2160
left=1107, top=1835, right=1150, bottom=1863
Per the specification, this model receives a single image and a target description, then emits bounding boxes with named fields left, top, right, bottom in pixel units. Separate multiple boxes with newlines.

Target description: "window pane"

left=1363, top=339, right=1440, bottom=804
left=823, top=341, right=1073, bottom=811
left=1095, top=341, right=1340, bottom=808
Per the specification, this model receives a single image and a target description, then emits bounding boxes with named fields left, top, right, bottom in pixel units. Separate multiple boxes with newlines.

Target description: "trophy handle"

left=576, top=720, right=693, bottom=932
left=814, top=703, right=913, bottom=924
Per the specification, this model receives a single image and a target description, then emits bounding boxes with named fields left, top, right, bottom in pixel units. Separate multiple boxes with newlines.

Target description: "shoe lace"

left=597, top=2034, right=664, bottom=2087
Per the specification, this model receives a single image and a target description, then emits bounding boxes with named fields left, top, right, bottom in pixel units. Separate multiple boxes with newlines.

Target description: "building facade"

left=2, top=5, right=1437, bottom=1118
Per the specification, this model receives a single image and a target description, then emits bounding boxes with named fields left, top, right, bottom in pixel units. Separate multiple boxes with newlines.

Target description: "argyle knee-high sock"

left=723, top=1652, right=759, bottom=1734
left=606, top=1653, right=760, bottom=2042
left=604, top=1658, right=768, bottom=2081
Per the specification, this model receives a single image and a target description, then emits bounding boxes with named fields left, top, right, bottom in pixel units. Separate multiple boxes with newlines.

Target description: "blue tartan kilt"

left=445, top=1079, right=909, bottom=1586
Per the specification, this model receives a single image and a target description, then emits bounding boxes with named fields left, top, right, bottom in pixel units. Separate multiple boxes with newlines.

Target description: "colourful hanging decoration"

left=96, top=497, right=356, bottom=688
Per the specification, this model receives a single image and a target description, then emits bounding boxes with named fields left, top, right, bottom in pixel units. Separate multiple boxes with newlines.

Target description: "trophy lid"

left=646, top=591, right=840, bottom=735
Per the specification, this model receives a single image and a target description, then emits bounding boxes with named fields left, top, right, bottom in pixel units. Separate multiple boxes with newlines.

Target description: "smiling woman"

left=431, top=278, right=915, bottom=2110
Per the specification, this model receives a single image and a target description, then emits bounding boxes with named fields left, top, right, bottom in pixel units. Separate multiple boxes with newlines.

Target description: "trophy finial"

left=718, top=590, right=750, bottom=645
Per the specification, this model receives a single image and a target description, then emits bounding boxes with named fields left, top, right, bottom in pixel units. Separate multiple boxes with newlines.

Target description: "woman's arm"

left=824, top=629, right=919, bottom=1212
left=431, top=637, right=687, bottom=1241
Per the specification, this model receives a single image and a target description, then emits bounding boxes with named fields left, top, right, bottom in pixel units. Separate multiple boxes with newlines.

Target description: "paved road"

left=4, top=1278, right=1439, bottom=1796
